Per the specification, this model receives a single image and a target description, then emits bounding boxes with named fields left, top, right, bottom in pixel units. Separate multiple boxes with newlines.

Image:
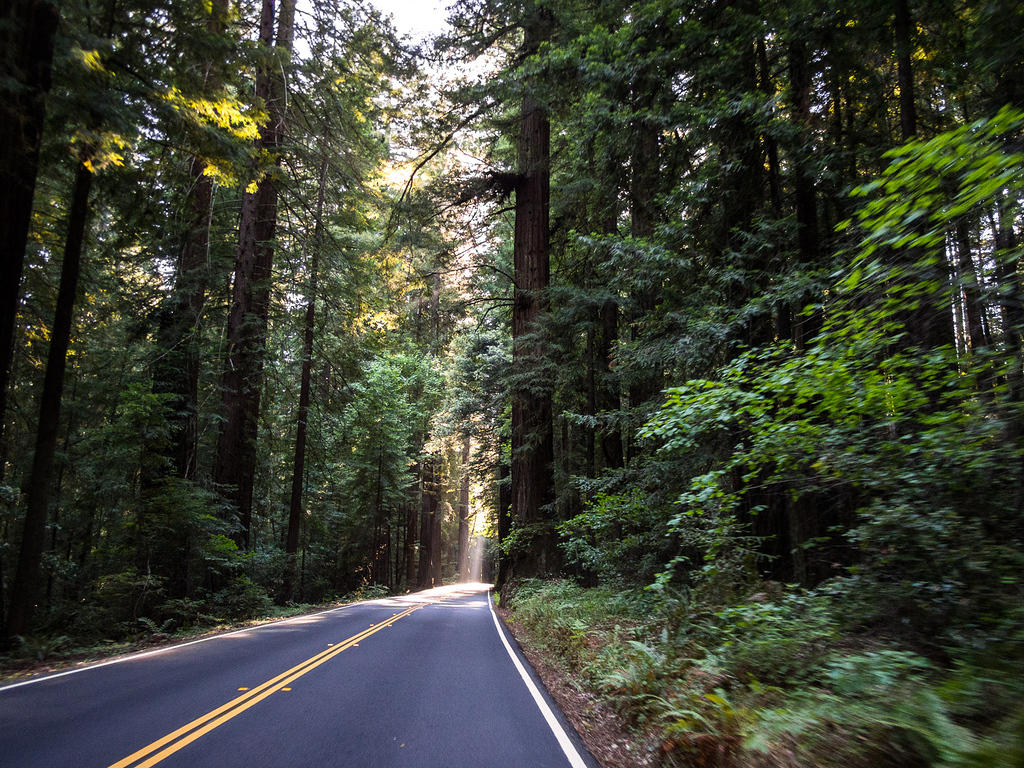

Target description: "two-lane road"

left=0, top=584, right=597, bottom=767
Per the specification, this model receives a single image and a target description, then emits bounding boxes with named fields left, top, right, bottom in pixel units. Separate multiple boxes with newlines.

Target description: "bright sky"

left=371, top=0, right=451, bottom=42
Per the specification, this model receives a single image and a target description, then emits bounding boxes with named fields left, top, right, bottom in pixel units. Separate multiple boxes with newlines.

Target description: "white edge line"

left=488, top=591, right=589, bottom=768
left=0, top=600, right=368, bottom=694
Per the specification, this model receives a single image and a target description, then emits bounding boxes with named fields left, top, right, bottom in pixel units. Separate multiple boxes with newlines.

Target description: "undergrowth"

left=504, top=579, right=1024, bottom=768
left=0, top=583, right=393, bottom=677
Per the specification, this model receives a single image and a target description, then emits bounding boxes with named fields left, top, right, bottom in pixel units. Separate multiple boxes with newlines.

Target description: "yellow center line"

left=108, top=602, right=427, bottom=768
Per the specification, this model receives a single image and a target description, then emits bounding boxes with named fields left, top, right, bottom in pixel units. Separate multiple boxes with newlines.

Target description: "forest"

left=2, top=0, right=1023, bottom=764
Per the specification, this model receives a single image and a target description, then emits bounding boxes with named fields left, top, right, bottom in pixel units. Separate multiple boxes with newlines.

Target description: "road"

left=0, top=583, right=597, bottom=768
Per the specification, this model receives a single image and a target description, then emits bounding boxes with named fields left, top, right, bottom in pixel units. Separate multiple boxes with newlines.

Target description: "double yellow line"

left=108, top=603, right=424, bottom=768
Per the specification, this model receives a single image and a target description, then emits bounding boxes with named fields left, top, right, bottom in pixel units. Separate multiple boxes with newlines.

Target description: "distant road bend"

left=0, top=583, right=598, bottom=768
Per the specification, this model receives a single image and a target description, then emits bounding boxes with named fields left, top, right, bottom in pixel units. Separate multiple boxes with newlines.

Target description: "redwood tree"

left=507, top=3, right=556, bottom=582
left=7, top=159, right=92, bottom=639
left=215, top=0, right=295, bottom=549
left=0, top=0, right=60, bottom=457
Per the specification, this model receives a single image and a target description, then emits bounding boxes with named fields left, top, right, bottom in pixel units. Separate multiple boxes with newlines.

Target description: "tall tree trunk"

left=758, top=37, right=783, bottom=220
left=456, top=437, right=471, bottom=580
left=955, top=219, right=988, bottom=353
left=991, top=197, right=1024, bottom=520
left=405, top=462, right=419, bottom=588
left=215, top=0, right=295, bottom=549
left=7, top=161, right=92, bottom=640
left=417, top=460, right=434, bottom=588
left=716, top=21, right=765, bottom=347
left=994, top=200, right=1024, bottom=427
left=508, top=5, right=555, bottom=584
left=995, top=199, right=1023, bottom=350
left=759, top=35, right=791, bottom=340
left=372, top=450, right=385, bottom=584
left=596, top=168, right=623, bottom=471
left=894, top=0, right=917, bottom=142
left=788, top=39, right=822, bottom=346
left=431, top=504, right=442, bottom=586
left=0, top=0, right=60, bottom=470
left=283, top=156, right=326, bottom=601
left=496, top=459, right=512, bottom=587
left=625, top=114, right=661, bottom=464
left=152, top=0, right=229, bottom=481
left=597, top=297, right=623, bottom=470
left=584, top=322, right=596, bottom=477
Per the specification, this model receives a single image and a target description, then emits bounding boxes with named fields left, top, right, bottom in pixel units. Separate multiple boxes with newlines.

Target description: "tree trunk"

left=788, top=39, right=822, bottom=346
left=595, top=176, right=622, bottom=471
left=496, top=459, right=512, bottom=588
left=994, top=200, right=1024, bottom=430
left=894, top=0, right=917, bottom=142
left=0, top=0, right=60, bottom=467
left=625, top=115, right=661, bottom=463
left=597, top=298, right=623, bottom=470
left=955, top=219, right=988, bottom=353
left=507, top=5, right=556, bottom=584
left=431, top=504, right=442, bottom=586
left=457, top=437, right=471, bottom=580
left=995, top=199, right=1023, bottom=349
left=152, top=0, right=229, bottom=481
left=758, top=36, right=783, bottom=219
left=283, top=156, right=326, bottom=601
left=585, top=322, right=596, bottom=477
left=417, top=460, right=434, bottom=588
left=371, top=450, right=386, bottom=584
left=214, top=0, right=294, bottom=549
left=6, top=161, right=92, bottom=639
left=405, top=463, right=419, bottom=588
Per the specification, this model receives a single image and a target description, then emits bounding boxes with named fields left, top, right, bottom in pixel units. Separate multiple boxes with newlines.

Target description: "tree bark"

left=496, top=459, right=512, bottom=588
left=404, top=462, right=419, bottom=588
left=0, top=0, right=60, bottom=466
left=507, top=5, right=556, bottom=584
left=152, top=0, right=229, bottom=481
left=626, top=114, right=661, bottom=464
left=788, top=39, right=822, bottom=346
left=894, top=0, right=917, bottom=142
left=457, top=437, right=471, bottom=580
left=7, top=161, right=92, bottom=639
left=995, top=199, right=1022, bottom=349
left=597, top=297, right=623, bottom=470
left=417, top=460, right=434, bottom=588
left=758, top=37, right=783, bottom=219
left=585, top=321, right=596, bottom=477
left=954, top=219, right=988, bottom=353
left=431, top=504, right=442, bottom=586
left=282, top=157, right=326, bottom=601
left=595, top=163, right=622, bottom=471
left=215, top=0, right=295, bottom=549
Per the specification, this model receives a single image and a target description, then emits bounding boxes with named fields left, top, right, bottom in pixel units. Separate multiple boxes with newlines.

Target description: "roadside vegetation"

left=505, top=579, right=1023, bottom=768
left=0, top=584, right=391, bottom=681
left=500, top=105, right=1024, bottom=767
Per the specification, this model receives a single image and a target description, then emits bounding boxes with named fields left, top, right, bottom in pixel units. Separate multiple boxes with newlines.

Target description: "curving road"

left=0, top=584, right=598, bottom=768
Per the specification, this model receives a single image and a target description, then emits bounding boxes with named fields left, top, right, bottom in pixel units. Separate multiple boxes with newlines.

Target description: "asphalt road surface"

left=0, top=583, right=599, bottom=768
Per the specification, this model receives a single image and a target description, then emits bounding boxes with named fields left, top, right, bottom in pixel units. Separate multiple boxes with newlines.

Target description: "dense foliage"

left=0, top=0, right=483, bottom=648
